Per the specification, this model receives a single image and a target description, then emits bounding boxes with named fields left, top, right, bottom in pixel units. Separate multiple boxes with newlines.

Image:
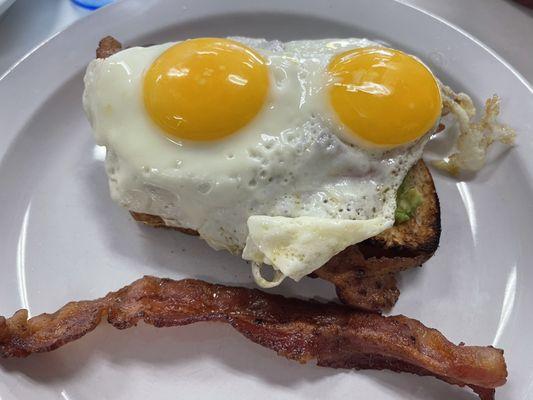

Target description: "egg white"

left=83, top=37, right=434, bottom=286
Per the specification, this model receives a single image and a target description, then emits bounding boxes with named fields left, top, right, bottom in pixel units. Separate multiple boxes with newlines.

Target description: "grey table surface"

left=1, top=0, right=532, bottom=82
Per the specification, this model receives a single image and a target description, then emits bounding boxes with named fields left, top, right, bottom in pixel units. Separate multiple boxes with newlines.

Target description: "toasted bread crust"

left=130, top=212, right=199, bottom=236
left=318, top=159, right=441, bottom=279
left=368, top=159, right=441, bottom=255
left=311, top=160, right=440, bottom=311
left=96, top=36, right=122, bottom=59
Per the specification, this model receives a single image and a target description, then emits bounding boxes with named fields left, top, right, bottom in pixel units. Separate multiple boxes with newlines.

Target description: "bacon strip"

left=0, top=277, right=506, bottom=399
left=312, top=270, right=400, bottom=312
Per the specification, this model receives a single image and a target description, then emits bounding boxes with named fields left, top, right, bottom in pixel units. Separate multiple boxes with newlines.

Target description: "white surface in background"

left=403, top=0, right=533, bottom=84
left=0, top=0, right=532, bottom=83
left=0, top=0, right=90, bottom=75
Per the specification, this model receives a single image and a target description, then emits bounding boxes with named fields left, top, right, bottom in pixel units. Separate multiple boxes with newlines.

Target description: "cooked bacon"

left=0, top=276, right=505, bottom=399
left=312, top=270, right=400, bottom=312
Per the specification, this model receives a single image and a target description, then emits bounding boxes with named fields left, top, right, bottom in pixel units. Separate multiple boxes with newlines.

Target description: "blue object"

left=71, top=0, right=114, bottom=10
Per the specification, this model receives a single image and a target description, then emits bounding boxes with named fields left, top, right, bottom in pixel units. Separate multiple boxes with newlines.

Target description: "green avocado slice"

left=394, top=174, right=423, bottom=225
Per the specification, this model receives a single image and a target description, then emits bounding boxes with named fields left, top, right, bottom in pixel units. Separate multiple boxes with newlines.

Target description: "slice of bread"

left=130, top=160, right=440, bottom=312
left=96, top=37, right=440, bottom=312
left=312, top=159, right=440, bottom=311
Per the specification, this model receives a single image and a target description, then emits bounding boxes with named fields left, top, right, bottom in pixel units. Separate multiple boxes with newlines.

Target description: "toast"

left=311, top=159, right=440, bottom=311
left=131, top=159, right=440, bottom=312
left=96, top=37, right=441, bottom=312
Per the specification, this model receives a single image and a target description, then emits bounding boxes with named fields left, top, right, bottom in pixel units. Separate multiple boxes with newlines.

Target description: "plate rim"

left=1, top=0, right=532, bottom=180
left=1, top=0, right=532, bottom=90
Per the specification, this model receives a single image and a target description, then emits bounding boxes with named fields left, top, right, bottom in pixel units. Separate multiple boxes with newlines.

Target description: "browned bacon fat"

left=0, top=277, right=505, bottom=399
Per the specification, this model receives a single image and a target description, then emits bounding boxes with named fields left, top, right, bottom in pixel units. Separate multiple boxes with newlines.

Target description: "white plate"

left=1, top=0, right=532, bottom=399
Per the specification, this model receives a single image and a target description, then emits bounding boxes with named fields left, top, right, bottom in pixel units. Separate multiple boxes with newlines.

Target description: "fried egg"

left=83, top=37, right=442, bottom=287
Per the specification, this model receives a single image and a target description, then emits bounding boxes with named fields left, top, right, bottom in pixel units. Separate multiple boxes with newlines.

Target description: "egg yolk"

left=328, top=47, right=441, bottom=147
left=144, top=38, right=269, bottom=141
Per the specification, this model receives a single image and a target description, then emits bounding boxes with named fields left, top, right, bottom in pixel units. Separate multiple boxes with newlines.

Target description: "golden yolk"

left=328, top=47, right=442, bottom=147
left=143, top=38, right=269, bottom=141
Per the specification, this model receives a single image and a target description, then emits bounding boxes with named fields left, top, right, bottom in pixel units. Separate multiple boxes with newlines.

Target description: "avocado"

left=395, top=175, right=423, bottom=224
